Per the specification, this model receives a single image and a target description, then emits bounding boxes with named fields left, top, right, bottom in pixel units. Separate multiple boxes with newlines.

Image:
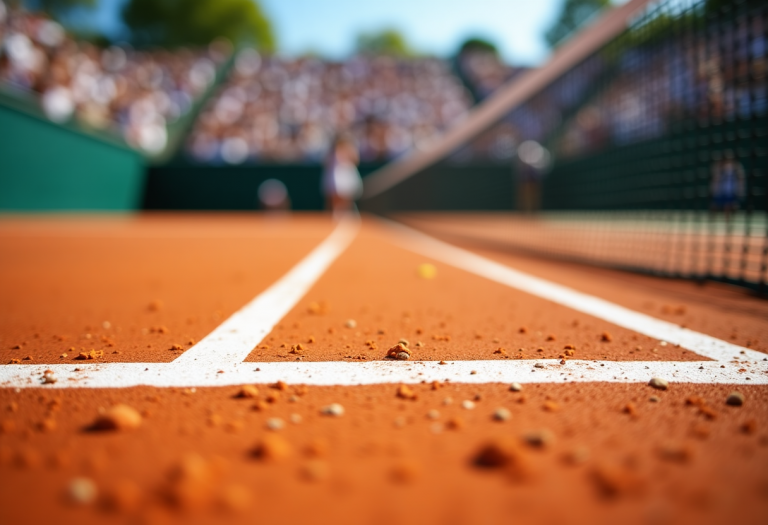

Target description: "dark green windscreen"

left=0, top=105, right=145, bottom=212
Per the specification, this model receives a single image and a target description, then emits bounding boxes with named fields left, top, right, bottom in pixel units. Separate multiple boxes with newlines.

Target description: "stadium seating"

left=185, top=52, right=473, bottom=164
left=0, top=5, right=230, bottom=155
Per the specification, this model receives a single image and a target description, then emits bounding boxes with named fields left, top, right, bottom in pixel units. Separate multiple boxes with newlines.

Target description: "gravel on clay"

left=0, top=382, right=766, bottom=525
left=1, top=213, right=766, bottom=524
left=0, top=214, right=334, bottom=365
left=245, top=223, right=709, bottom=364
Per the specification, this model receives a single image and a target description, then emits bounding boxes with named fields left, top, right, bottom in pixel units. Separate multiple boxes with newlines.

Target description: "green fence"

left=143, top=162, right=324, bottom=210
left=146, top=161, right=515, bottom=211
left=0, top=103, right=144, bottom=212
left=359, top=162, right=514, bottom=213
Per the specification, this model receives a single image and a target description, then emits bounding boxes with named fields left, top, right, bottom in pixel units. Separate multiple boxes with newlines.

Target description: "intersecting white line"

left=1, top=215, right=766, bottom=390
left=172, top=216, right=359, bottom=368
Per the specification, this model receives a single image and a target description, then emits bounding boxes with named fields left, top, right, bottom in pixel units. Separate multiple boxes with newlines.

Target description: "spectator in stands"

left=516, top=140, right=550, bottom=213
left=258, top=178, right=290, bottom=212
left=710, top=150, right=746, bottom=217
left=322, top=134, right=362, bottom=218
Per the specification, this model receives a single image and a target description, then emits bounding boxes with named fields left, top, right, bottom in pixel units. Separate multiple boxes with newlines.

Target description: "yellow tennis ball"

left=417, top=263, right=437, bottom=279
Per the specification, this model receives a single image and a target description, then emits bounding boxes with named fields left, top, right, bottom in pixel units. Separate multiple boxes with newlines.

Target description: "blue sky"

left=260, top=0, right=563, bottom=66
left=78, top=0, right=575, bottom=66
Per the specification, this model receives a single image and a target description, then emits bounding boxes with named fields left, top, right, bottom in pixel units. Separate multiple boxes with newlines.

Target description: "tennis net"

left=361, top=0, right=768, bottom=294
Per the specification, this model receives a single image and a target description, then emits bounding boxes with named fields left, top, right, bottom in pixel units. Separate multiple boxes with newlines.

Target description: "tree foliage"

left=121, top=0, right=275, bottom=50
left=458, top=37, right=498, bottom=56
left=23, top=0, right=96, bottom=19
left=355, top=28, right=413, bottom=57
left=545, top=0, right=611, bottom=48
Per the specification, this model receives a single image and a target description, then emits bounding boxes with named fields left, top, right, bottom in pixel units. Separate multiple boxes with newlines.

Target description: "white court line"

left=2, top=360, right=766, bottom=389
left=1, top=215, right=766, bottom=390
left=0, top=216, right=359, bottom=389
left=173, top=216, right=359, bottom=367
left=381, top=219, right=766, bottom=363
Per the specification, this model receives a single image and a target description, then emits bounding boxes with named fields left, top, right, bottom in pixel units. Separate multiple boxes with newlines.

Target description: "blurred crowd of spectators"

left=556, top=12, right=767, bottom=159
left=449, top=47, right=526, bottom=163
left=454, top=55, right=604, bottom=163
left=0, top=2, right=228, bottom=154
left=0, top=4, right=493, bottom=164
left=5, top=2, right=759, bottom=168
left=460, top=5, right=766, bottom=165
left=186, top=51, right=472, bottom=164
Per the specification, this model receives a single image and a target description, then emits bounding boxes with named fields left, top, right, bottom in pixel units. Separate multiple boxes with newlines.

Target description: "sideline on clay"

left=381, top=219, right=765, bottom=364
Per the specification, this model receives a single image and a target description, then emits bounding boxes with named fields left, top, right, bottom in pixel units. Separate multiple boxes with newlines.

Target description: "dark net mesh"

left=364, top=0, right=768, bottom=293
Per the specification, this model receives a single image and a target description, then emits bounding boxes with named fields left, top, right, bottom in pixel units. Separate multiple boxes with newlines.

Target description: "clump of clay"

left=473, top=437, right=534, bottom=481
left=396, top=385, right=417, bottom=401
left=725, top=391, right=745, bottom=406
left=251, top=435, right=292, bottom=462
left=75, top=349, right=103, bottom=360
left=92, top=405, right=142, bottom=431
left=68, top=477, right=98, bottom=504
left=320, top=403, right=345, bottom=417
left=386, top=343, right=411, bottom=361
left=234, top=385, right=259, bottom=399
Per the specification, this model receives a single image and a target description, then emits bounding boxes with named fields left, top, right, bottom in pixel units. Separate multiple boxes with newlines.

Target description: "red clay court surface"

left=0, top=212, right=766, bottom=525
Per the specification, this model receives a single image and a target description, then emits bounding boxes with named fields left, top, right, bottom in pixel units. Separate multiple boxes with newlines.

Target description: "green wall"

left=360, top=161, right=515, bottom=214
left=144, top=163, right=325, bottom=210
left=0, top=104, right=145, bottom=211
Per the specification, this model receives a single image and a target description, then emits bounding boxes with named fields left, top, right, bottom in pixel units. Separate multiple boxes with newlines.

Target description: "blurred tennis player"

left=322, top=134, right=362, bottom=218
